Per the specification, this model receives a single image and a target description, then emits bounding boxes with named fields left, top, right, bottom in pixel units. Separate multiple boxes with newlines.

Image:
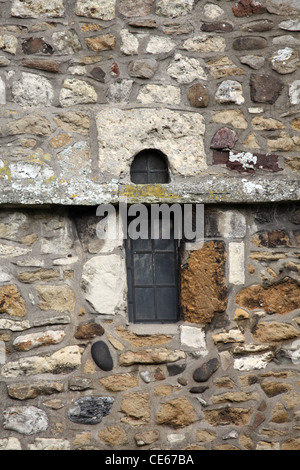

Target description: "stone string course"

left=0, top=0, right=299, bottom=451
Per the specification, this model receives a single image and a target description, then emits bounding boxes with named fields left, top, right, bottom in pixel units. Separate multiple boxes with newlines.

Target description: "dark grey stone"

left=189, top=385, right=209, bottom=393
left=67, top=396, right=114, bottom=424
left=193, top=358, right=219, bottom=382
left=91, top=341, right=113, bottom=371
left=167, top=362, right=186, bottom=376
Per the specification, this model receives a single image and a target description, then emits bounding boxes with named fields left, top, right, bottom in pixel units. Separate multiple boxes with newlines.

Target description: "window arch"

left=130, top=149, right=170, bottom=184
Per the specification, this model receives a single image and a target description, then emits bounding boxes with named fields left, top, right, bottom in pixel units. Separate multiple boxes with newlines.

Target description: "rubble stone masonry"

left=0, top=0, right=300, bottom=451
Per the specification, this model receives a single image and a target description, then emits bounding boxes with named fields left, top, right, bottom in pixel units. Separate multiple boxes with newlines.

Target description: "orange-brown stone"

left=180, top=241, right=227, bottom=324
left=0, top=285, right=26, bottom=317
left=236, top=277, right=300, bottom=315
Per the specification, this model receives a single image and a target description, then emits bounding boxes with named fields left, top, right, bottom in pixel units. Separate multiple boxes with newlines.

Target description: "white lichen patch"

left=229, top=151, right=257, bottom=170
left=271, top=47, right=293, bottom=64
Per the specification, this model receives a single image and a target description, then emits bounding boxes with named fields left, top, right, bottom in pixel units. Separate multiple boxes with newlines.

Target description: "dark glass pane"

left=131, top=154, right=148, bottom=171
left=131, top=171, right=148, bottom=184
left=132, top=237, right=152, bottom=251
left=135, top=287, right=156, bottom=321
left=133, top=253, right=153, bottom=285
left=155, top=253, right=176, bottom=285
left=154, top=238, right=174, bottom=251
left=148, top=171, right=168, bottom=184
left=148, top=155, right=168, bottom=170
left=156, top=287, right=178, bottom=320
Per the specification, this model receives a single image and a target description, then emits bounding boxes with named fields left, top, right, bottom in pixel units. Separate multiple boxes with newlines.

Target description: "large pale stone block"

left=96, top=107, right=206, bottom=178
left=81, top=254, right=127, bottom=315
left=75, top=0, right=116, bottom=20
left=11, top=0, right=65, bottom=17
left=228, top=242, right=245, bottom=285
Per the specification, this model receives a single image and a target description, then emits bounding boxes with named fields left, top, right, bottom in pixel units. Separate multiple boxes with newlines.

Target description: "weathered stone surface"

left=13, top=330, right=65, bottom=351
left=251, top=116, right=284, bottom=130
left=121, top=393, right=150, bottom=425
left=204, top=406, right=252, bottom=426
left=261, top=381, right=293, bottom=398
left=11, top=0, right=64, bottom=18
left=3, top=406, right=48, bottom=435
left=180, top=325, right=207, bottom=352
left=279, top=19, right=300, bottom=31
left=6, top=115, right=53, bottom=136
left=156, top=397, right=197, bottom=428
left=7, top=381, right=64, bottom=400
left=99, top=373, right=139, bottom=391
left=85, top=34, right=116, bottom=52
left=98, top=425, right=127, bottom=446
left=215, top=80, right=244, bottom=105
left=271, top=48, right=300, bottom=74
left=233, top=36, right=267, bottom=50
left=146, top=36, right=175, bottom=54
left=119, top=0, right=154, bottom=17
left=135, top=430, right=160, bottom=447
left=91, top=341, right=113, bottom=371
left=240, top=55, right=265, bottom=70
left=206, top=56, right=245, bottom=79
left=119, top=348, right=185, bottom=366
left=36, top=285, right=75, bottom=312
left=183, top=34, right=225, bottom=52
left=253, top=322, right=300, bottom=343
left=167, top=54, right=207, bottom=83
left=210, top=127, right=238, bottom=150
left=0, top=285, right=26, bottom=317
left=12, top=73, right=53, bottom=107
left=156, top=0, right=195, bottom=17
left=22, top=58, right=60, bottom=73
left=188, top=83, right=209, bottom=107
left=251, top=229, right=290, bottom=247
left=28, top=438, right=70, bottom=451
left=0, top=34, right=18, bottom=55
left=201, top=22, right=233, bottom=33
left=96, top=107, right=206, bottom=177
left=22, top=37, right=54, bottom=55
left=193, top=358, right=219, bottom=382
left=250, top=73, right=284, bottom=104
left=234, top=352, right=274, bottom=371
left=120, top=29, right=139, bottom=55
left=76, top=0, right=116, bottom=20
left=52, top=31, right=82, bottom=55
left=128, top=59, right=158, bottom=78
left=0, top=438, right=22, bottom=450
left=17, top=269, right=59, bottom=283
left=233, top=0, right=266, bottom=17
left=106, top=79, right=133, bottom=103
left=68, top=396, right=114, bottom=424
left=1, top=346, right=83, bottom=377
left=211, top=109, right=248, bottom=129
left=266, top=0, right=300, bottom=15
left=81, top=255, right=126, bottom=315
left=181, top=242, right=227, bottom=324
left=116, top=326, right=172, bottom=347
left=137, top=84, right=180, bottom=105
left=74, top=321, right=104, bottom=339
left=236, top=278, right=300, bottom=315
left=59, top=79, right=97, bottom=107
left=53, top=111, right=90, bottom=135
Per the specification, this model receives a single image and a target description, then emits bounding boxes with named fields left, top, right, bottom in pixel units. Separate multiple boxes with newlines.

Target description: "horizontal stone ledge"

left=0, top=176, right=299, bottom=206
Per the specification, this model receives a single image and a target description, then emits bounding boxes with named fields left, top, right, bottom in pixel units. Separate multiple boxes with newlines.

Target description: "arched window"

left=126, top=149, right=179, bottom=324
left=130, top=149, right=170, bottom=184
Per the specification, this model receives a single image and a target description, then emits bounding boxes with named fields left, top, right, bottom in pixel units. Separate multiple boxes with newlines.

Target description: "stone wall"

left=0, top=204, right=300, bottom=451
left=0, top=0, right=300, bottom=452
